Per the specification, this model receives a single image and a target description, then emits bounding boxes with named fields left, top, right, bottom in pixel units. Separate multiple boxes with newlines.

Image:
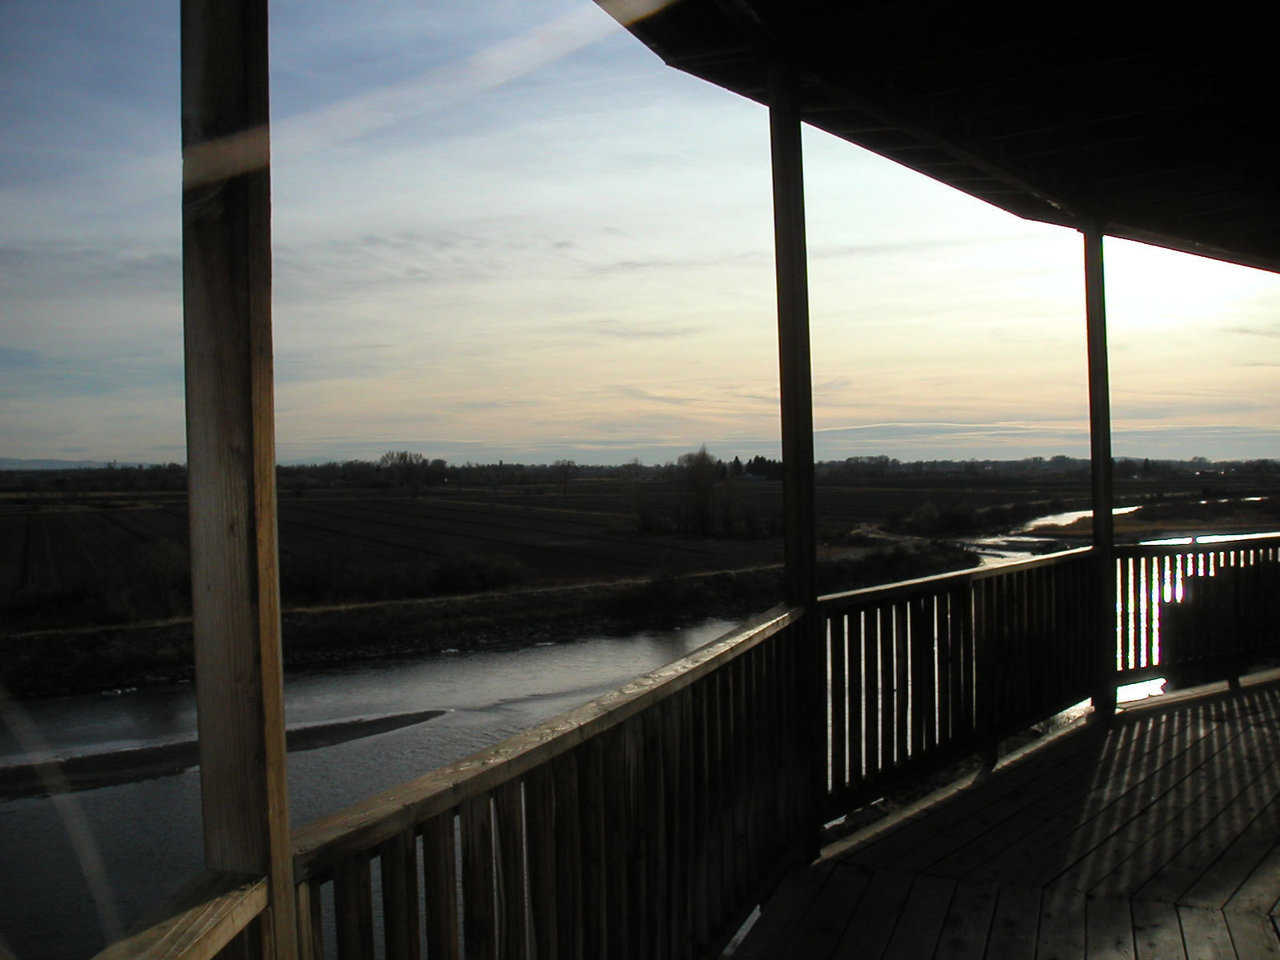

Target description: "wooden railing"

left=92, top=871, right=268, bottom=960
left=94, top=536, right=1280, bottom=959
left=1114, top=534, right=1280, bottom=684
left=817, top=548, right=1097, bottom=818
left=287, top=607, right=808, bottom=960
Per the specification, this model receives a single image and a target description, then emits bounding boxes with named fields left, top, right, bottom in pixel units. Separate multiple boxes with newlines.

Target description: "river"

left=5, top=498, right=1270, bottom=958
left=0, top=619, right=736, bottom=960
left=965, top=504, right=1141, bottom=564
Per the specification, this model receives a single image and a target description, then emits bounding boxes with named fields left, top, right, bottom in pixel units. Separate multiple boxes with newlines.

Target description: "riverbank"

left=1, top=542, right=977, bottom=699
left=1030, top=496, right=1279, bottom=541
left=0, top=709, right=445, bottom=800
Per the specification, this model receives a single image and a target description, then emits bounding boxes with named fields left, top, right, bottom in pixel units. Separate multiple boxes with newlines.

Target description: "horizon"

left=4, top=1, right=1278, bottom=465
left=5, top=450, right=1276, bottom=473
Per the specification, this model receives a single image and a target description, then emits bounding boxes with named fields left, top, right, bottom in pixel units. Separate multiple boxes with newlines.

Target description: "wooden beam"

left=181, top=2, right=296, bottom=957
left=769, top=61, right=822, bottom=858
left=768, top=64, right=817, bottom=610
left=1083, top=227, right=1117, bottom=719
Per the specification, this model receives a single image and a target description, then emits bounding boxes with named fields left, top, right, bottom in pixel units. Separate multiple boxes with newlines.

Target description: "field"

left=5, top=468, right=1275, bottom=637
left=4, top=465, right=1277, bottom=697
left=2, top=481, right=788, bottom=635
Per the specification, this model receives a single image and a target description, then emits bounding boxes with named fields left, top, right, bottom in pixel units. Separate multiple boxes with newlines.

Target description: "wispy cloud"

left=588, top=250, right=766, bottom=275
left=1222, top=325, right=1280, bottom=338
left=0, top=347, right=42, bottom=370
left=617, top=386, right=694, bottom=406
left=547, top=319, right=706, bottom=341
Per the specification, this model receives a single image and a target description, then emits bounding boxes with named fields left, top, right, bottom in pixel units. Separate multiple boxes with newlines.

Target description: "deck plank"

left=984, top=883, right=1040, bottom=960
left=785, top=862, right=870, bottom=958
left=849, top=727, right=1109, bottom=871
left=933, top=881, right=997, bottom=960
left=1036, top=887, right=1086, bottom=960
left=733, top=861, right=837, bottom=960
left=992, top=716, right=1238, bottom=891
left=935, top=715, right=1217, bottom=884
left=1176, top=905, right=1235, bottom=960
left=1137, top=756, right=1280, bottom=903
left=1132, top=899, right=1187, bottom=960
left=1224, top=911, right=1280, bottom=958
left=1083, top=742, right=1259, bottom=897
left=881, top=874, right=954, bottom=960
left=1223, top=838, right=1280, bottom=915
left=1085, top=895, right=1135, bottom=960
left=1182, top=803, right=1280, bottom=908
left=741, top=681, right=1280, bottom=960
left=830, top=870, right=914, bottom=960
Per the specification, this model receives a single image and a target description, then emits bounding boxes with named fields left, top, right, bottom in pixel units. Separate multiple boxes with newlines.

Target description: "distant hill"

left=0, top=458, right=113, bottom=471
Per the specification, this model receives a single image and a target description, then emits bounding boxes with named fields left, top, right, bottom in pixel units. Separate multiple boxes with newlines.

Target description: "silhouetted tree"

left=553, top=459, right=576, bottom=496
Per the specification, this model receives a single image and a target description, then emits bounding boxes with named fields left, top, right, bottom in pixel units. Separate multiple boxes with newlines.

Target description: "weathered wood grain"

left=882, top=873, right=955, bottom=960
left=933, top=880, right=997, bottom=960
left=334, top=858, right=373, bottom=960
left=181, top=1, right=295, bottom=954
left=1176, top=905, right=1234, bottom=960
left=92, top=872, right=267, bottom=960
left=379, top=830, right=421, bottom=960
left=460, top=795, right=495, bottom=960
left=422, top=812, right=459, bottom=960
left=1132, top=898, right=1186, bottom=960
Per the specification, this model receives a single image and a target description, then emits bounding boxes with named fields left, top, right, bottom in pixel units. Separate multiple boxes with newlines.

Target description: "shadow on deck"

left=737, top=672, right=1280, bottom=959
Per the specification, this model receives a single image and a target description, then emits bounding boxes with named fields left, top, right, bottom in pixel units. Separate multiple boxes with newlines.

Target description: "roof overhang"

left=602, top=1, right=1279, bottom=273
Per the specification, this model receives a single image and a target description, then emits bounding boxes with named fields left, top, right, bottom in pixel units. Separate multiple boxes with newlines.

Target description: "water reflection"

left=0, top=618, right=737, bottom=960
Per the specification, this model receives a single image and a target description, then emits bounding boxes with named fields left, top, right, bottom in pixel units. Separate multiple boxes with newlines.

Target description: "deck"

left=737, top=674, right=1280, bottom=959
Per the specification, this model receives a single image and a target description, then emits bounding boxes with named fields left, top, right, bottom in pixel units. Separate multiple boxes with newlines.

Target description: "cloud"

left=588, top=250, right=766, bottom=275
left=0, top=242, right=180, bottom=301
left=545, top=319, right=706, bottom=341
left=1222, top=325, right=1280, bottom=338
left=0, top=347, right=42, bottom=370
left=732, top=392, right=778, bottom=405
left=617, top=386, right=694, bottom=406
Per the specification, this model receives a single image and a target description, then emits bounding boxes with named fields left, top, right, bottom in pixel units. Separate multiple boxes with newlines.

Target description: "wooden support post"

left=1084, top=227, right=1117, bottom=721
left=769, top=62, right=821, bottom=857
left=769, top=66, right=817, bottom=611
left=182, top=2, right=296, bottom=957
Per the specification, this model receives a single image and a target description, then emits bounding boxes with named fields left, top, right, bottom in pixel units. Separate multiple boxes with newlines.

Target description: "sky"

left=2, top=0, right=1278, bottom=467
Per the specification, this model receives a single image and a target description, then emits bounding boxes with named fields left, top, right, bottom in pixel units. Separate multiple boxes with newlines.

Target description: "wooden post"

left=769, top=61, right=822, bottom=856
left=182, top=2, right=296, bottom=957
left=1084, top=227, right=1117, bottom=720
left=769, top=65, right=818, bottom=611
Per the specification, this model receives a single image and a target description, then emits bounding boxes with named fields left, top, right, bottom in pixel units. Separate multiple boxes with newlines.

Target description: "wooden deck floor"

left=736, top=675, right=1280, bottom=959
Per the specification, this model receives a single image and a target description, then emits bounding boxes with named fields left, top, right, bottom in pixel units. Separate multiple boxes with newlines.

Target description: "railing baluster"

left=663, top=693, right=690, bottom=960
left=380, top=829, right=421, bottom=960
left=423, top=812, right=459, bottom=960
left=733, top=655, right=752, bottom=904
left=551, top=751, right=583, bottom=960
left=494, top=781, right=526, bottom=960
left=849, top=610, right=864, bottom=786
left=938, top=590, right=955, bottom=747
left=524, top=766, right=557, bottom=960
left=334, top=857, right=374, bottom=960
left=674, top=687, right=697, bottom=959
left=295, top=881, right=324, bottom=960
left=831, top=611, right=848, bottom=791
left=642, top=709, right=668, bottom=960
left=461, top=795, right=496, bottom=960
left=862, top=606, right=880, bottom=778
left=579, top=741, right=607, bottom=957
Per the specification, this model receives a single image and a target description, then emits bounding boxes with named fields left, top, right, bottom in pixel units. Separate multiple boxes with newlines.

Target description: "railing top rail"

left=1117, top=531, right=1280, bottom=555
left=90, top=871, right=266, bottom=960
left=291, top=604, right=800, bottom=879
left=818, top=546, right=1093, bottom=608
